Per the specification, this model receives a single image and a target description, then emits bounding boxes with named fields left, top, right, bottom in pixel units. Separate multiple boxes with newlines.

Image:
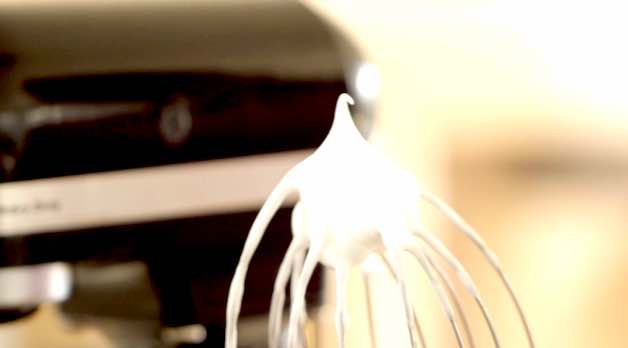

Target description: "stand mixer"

left=0, top=1, right=364, bottom=346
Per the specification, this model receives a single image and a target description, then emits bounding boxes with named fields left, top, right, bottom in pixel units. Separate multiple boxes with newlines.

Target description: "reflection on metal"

left=162, top=324, right=207, bottom=346
left=355, top=63, right=380, bottom=101
left=0, top=263, right=71, bottom=308
left=159, top=97, right=193, bottom=146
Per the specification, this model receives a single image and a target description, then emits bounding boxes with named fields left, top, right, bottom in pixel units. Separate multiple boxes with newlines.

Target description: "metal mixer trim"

left=0, top=150, right=309, bottom=237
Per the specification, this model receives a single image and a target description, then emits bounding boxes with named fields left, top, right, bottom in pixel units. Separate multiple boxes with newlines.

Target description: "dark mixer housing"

left=0, top=72, right=341, bottom=324
left=0, top=1, right=354, bottom=346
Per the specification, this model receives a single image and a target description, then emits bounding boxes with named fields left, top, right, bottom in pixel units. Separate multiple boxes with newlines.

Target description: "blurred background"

left=1, top=0, right=628, bottom=347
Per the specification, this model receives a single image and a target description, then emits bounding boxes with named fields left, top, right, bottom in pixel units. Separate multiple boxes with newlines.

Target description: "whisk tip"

left=338, top=93, right=354, bottom=106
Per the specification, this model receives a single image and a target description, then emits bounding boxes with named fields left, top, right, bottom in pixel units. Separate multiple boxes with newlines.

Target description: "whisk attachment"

left=224, top=94, right=534, bottom=348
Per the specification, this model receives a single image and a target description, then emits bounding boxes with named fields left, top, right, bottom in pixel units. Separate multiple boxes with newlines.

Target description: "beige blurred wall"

left=308, top=1, right=628, bottom=348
